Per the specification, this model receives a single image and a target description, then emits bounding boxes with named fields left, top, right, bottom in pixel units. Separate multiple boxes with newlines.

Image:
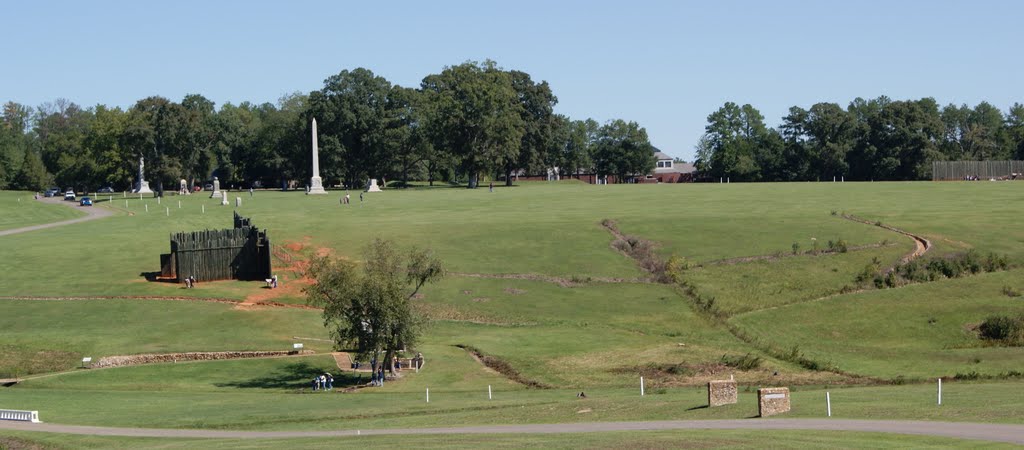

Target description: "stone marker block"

left=708, top=380, right=738, bottom=407
left=757, top=387, right=791, bottom=417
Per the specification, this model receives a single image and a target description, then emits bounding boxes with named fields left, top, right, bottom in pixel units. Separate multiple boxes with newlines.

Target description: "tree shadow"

left=215, top=362, right=365, bottom=391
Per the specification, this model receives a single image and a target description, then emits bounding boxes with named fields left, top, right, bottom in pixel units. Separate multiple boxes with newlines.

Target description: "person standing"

left=489, top=181, right=494, bottom=192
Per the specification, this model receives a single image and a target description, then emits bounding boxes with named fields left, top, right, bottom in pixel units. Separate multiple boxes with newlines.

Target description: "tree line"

left=695, top=98, right=1024, bottom=181
left=0, top=61, right=655, bottom=192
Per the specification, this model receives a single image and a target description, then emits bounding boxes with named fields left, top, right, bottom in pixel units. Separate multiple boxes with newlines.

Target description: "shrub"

left=856, top=257, right=882, bottom=284
left=834, top=239, right=848, bottom=253
left=791, top=242, right=800, bottom=255
left=1003, top=286, right=1021, bottom=298
left=978, top=315, right=1024, bottom=343
left=720, top=353, right=762, bottom=371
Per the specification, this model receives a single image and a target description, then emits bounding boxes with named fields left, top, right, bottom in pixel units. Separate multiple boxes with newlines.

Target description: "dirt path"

left=841, top=214, right=931, bottom=266
left=0, top=197, right=114, bottom=237
left=0, top=419, right=1021, bottom=444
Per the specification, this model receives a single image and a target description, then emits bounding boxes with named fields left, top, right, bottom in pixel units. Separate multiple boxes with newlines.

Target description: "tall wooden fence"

left=160, top=213, right=271, bottom=283
left=932, top=161, right=1024, bottom=181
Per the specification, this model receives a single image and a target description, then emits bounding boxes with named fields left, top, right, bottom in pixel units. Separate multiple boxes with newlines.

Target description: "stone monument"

left=365, top=178, right=382, bottom=192
left=707, top=380, right=738, bottom=407
left=209, top=177, right=223, bottom=199
left=179, top=179, right=189, bottom=195
left=133, top=156, right=153, bottom=194
left=757, top=387, right=791, bottom=417
left=307, top=118, right=327, bottom=195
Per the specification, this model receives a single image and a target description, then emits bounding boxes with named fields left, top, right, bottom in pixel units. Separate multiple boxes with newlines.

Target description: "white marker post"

left=157, top=196, right=161, bottom=204
left=145, top=204, right=148, bottom=213
left=488, top=385, right=492, bottom=400
left=166, top=207, right=169, bottom=216
left=178, top=200, right=181, bottom=209
left=125, top=200, right=129, bottom=209
left=426, top=387, right=430, bottom=403
left=202, top=204, right=205, bottom=214
left=937, top=378, right=942, bottom=405
left=640, top=377, right=645, bottom=396
left=826, top=391, right=832, bottom=417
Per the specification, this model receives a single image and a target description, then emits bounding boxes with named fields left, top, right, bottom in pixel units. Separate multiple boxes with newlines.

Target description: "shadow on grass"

left=686, top=404, right=709, bottom=411
left=215, top=362, right=365, bottom=391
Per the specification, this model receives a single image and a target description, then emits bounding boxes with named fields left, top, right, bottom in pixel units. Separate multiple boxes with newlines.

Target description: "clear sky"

left=2, top=0, right=1023, bottom=161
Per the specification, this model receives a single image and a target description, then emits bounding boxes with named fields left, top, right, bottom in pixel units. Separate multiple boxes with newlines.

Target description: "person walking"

left=326, top=373, right=333, bottom=390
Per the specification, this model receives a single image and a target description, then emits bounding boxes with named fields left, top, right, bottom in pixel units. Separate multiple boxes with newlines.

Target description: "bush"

left=720, top=353, right=762, bottom=371
left=1002, top=286, right=1021, bottom=298
left=978, top=315, right=1024, bottom=343
left=791, top=242, right=800, bottom=255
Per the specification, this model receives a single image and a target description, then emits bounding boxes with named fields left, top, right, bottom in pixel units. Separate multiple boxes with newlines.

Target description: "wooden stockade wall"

left=161, top=213, right=271, bottom=283
left=932, top=160, right=1024, bottom=181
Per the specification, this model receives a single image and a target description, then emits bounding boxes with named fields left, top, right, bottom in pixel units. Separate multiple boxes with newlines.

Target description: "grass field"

left=2, top=181, right=1023, bottom=447
left=2, top=429, right=1016, bottom=449
left=0, top=191, right=83, bottom=231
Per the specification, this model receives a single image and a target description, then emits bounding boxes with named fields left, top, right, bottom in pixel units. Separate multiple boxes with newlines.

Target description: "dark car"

left=97, top=186, right=115, bottom=193
left=45, top=187, right=60, bottom=197
left=80, top=197, right=93, bottom=206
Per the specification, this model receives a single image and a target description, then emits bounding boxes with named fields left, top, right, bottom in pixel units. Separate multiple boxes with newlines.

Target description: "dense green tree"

left=421, top=61, right=524, bottom=188
left=305, top=239, right=445, bottom=377
left=593, top=119, right=655, bottom=182
left=122, top=96, right=190, bottom=194
left=309, top=68, right=395, bottom=188
left=1008, top=103, right=1024, bottom=160
left=699, top=102, right=769, bottom=181
left=559, top=117, right=597, bottom=179
left=12, top=148, right=50, bottom=190
left=500, top=70, right=557, bottom=185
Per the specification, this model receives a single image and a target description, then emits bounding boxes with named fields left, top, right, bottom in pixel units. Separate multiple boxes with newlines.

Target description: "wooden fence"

left=161, top=213, right=271, bottom=283
left=932, top=161, right=1024, bottom=181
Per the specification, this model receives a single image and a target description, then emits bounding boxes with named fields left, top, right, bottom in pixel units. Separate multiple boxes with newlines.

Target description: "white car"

left=64, top=191, right=76, bottom=201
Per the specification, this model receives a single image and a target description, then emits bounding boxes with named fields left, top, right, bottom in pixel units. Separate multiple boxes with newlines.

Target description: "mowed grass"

left=0, top=299, right=329, bottom=376
left=0, top=191, right=84, bottom=231
left=732, top=269, right=1024, bottom=379
left=1, top=429, right=1016, bottom=449
left=685, top=244, right=910, bottom=315
left=3, top=181, right=1024, bottom=446
left=5, top=353, right=1024, bottom=429
left=417, top=276, right=820, bottom=387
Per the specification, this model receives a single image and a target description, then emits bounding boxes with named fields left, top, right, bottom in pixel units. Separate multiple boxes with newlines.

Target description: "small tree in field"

left=305, top=239, right=444, bottom=378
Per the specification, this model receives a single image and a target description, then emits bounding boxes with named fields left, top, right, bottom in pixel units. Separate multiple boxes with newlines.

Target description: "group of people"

left=183, top=275, right=198, bottom=288
left=311, top=372, right=334, bottom=391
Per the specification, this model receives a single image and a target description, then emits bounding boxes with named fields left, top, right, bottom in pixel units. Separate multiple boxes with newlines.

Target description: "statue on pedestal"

left=133, top=155, right=153, bottom=194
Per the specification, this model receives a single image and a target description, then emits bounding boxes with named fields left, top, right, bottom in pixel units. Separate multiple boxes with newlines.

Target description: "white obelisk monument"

left=307, top=118, right=327, bottom=195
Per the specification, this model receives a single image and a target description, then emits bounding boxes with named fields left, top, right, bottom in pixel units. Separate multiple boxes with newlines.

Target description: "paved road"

left=1, top=419, right=1023, bottom=444
left=0, top=197, right=114, bottom=237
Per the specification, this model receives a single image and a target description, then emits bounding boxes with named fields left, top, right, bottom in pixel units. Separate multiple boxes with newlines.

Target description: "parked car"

left=45, top=187, right=61, bottom=197
left=203, top=183, right=213, bottom=191
left=64, top=191, right=76, bottom=201
left=80, top=197, right=93, bottom=206
left=97, top=186, right=115, bottom=193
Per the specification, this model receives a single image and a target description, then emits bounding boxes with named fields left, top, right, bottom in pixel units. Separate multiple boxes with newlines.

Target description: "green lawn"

left=3, top=181, right=1024, bottom=447
left=1, top=429, right=1015, bottom=449
left=732, top=269, right=1024, bottom=379
left=0, top=299, right=329, bottom=377
left=0, top=191, right=84, bottom=231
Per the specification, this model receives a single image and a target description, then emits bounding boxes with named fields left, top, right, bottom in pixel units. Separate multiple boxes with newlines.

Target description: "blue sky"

left=2, top=0, right=1022, bottom=161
